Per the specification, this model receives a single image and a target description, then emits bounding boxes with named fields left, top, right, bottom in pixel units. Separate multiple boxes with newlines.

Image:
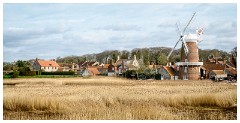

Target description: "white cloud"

left=95, top=24, right=142, bottom=31
left=3, top=3, right=237, bottom=62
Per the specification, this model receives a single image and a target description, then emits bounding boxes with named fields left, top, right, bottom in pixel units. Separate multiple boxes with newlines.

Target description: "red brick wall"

left=179, top=41, right=200, bottom=80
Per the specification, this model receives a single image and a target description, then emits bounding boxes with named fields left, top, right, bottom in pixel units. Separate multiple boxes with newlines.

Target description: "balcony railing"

left=175, top=62, right=203, bottom=66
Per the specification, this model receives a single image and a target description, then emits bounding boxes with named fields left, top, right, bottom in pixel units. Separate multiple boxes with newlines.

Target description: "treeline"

left=55, top=47, right=234, bottom=65
left=56, top=47, right=176, bottom=65
left=3, top=47, right=236, bottom=72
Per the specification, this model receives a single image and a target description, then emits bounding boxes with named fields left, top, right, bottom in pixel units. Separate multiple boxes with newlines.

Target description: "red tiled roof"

left=225, top=68, right=237, bottom=75
left=87, top=67, right=100, bottom=75
left=211, top=70, right=225, bottom=75
left=163, top=66, right=175, bottom=76
left=37, top=60, right=60, bottom=67
left=202, top=63, right=226, bottom=71
left=98, top=64, right=110, bottom=69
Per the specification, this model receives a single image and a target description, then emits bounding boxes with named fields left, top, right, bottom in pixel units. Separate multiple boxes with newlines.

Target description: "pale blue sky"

left=3, top=3, right=237, bottom=62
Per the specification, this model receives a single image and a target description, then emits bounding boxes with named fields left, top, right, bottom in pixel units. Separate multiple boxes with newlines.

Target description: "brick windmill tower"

left=167, top=12, right=204, bottom=80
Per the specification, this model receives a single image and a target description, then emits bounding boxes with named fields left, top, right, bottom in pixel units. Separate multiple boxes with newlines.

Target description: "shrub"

left=41, top=71, right=75, bottom=75
left=36, top=70, right=41, bottom=75
left=125, top=70, right=137, bottom=79
left=21, top=71, right=36, bottom=76
left=13, top=71, right=19, bottom=78
left=7, top=72, right=13, bottom=75
left=155, top=74, right=161, bottom=80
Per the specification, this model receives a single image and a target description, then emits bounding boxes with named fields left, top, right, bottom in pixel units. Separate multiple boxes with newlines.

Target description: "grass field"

left=3, top=76, right=237, bottom=120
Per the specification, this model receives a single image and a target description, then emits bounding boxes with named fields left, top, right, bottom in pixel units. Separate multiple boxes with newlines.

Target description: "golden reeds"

left=3, top=77, right=237, bottom=120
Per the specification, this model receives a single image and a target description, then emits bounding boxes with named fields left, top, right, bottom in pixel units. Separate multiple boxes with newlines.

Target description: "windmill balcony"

left=175, top=62, right=203, bottom=66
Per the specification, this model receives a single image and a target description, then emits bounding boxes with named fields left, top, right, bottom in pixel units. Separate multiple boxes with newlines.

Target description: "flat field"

left=3, top=76, right=237, bottom=120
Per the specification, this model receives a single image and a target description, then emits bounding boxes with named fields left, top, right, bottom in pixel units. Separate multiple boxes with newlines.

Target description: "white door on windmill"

left=183, top=75, right=188, bottom=80
left=184, top=67, right=188, bottom=73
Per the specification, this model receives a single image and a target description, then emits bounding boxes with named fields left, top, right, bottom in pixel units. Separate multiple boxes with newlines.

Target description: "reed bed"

left=3, top=77, right=237, bottom=120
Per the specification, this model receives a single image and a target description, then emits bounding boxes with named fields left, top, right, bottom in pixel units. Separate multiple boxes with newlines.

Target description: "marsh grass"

left=3, top=95, right=66, bottom=113
left=3, top=77, right=237, bottom=120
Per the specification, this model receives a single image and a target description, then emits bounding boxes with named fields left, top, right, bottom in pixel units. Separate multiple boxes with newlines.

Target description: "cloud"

left=206, top=20, right=236, bottom=38
left=3, top=3, right=237, bottom=62
left=95, top=24, right=142, bottom=31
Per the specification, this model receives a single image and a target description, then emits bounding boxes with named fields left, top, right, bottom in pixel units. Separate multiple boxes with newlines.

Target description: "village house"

left=97, top=63, right=110, bottom=75
left=78, top=61, right=99, bottom=74
left=118, top=64, right=137, bottom=75
left=157, top=66, right=178, bottom=80
left=58, top=66, right=71, bottom=72
left=33, top=58, right=60, bottom=72
left=209, top=70, right=227, bottom=81
left=225, top=68, right=237, bottom=80
left=115, top=55, right=139, bottom=75
left=200, top=55, right=237, bottom=80
left=107, top=64, right=116, bottom=76
left=200, top=63, right=226, bottom=79
left=226, top=55, right=236, bottom=69
left=82, top=66, right=100, bottom=76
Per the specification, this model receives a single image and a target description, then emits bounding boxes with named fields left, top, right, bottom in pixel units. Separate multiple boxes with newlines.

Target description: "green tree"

left=3, top=62, right=12, bottom=71
left=157, top=53, right=167, bottom=65
left=231, top=47, right=237, bottom=58
left=121, top=50, right=130, bottom=59
left=16, top=60, right=31, bottom=75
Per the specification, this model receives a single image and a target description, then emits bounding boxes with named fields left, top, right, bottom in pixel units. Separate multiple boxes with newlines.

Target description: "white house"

left=33, top=58, right=60, bottom=72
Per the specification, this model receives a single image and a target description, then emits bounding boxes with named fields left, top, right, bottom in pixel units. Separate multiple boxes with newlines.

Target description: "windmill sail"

left=167, top=12, right=196, bottom=60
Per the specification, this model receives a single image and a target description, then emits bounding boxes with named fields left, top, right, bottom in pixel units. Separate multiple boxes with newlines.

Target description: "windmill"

left=167, top=12, right=204, bottom=80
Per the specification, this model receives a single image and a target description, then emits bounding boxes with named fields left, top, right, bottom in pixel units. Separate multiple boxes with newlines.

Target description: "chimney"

left=122, top=60, right=124, bottom=72
left=134, top=55, right=136, bottom=61
left=72, top=63, right=75, bottom=69
left=36, top=57, right=38, bottom=61
left=117, top=56, right=120, bottom=61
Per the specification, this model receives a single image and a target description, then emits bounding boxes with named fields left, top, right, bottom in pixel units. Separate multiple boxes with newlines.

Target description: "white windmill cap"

left=183, top=34, right=198, bottom=42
